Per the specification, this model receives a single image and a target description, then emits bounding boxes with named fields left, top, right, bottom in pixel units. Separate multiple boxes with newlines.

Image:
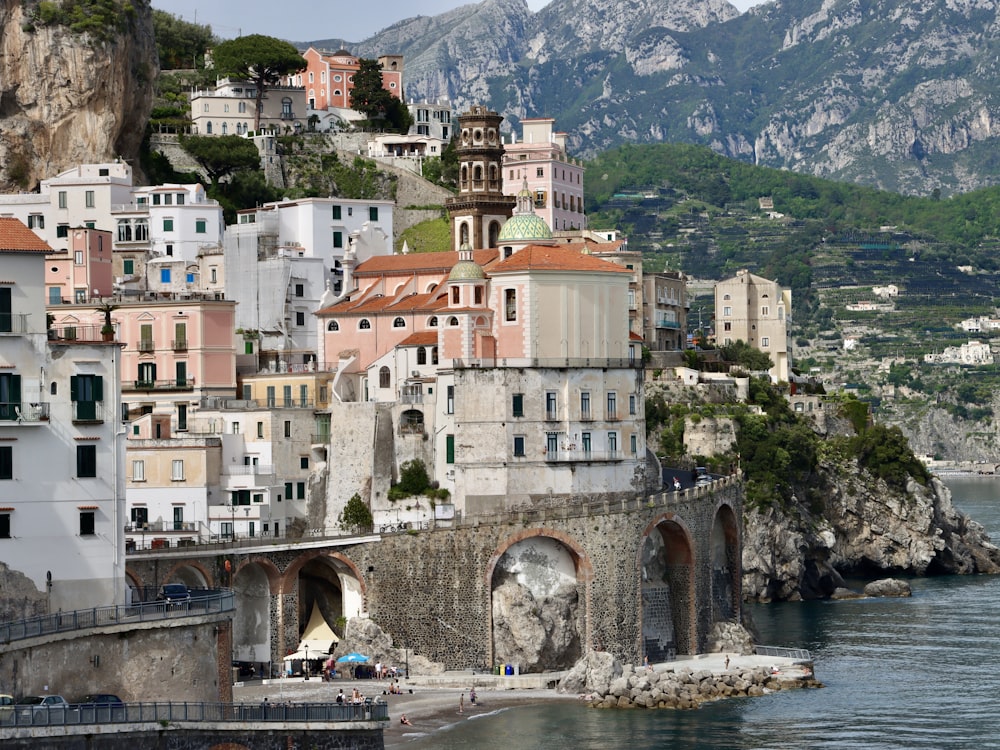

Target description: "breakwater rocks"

left=559, top=651, right=820, bottom=710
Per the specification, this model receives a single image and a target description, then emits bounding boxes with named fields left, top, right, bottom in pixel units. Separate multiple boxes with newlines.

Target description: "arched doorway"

left=640, top=517, right=695, bottom=660
left=710, top=504, right=740, bottom=623
left=490, top=534, right=585, bottom=672
left=287, top=555, right=364, bottom=668
left=232, top=562, right=277, bottom=665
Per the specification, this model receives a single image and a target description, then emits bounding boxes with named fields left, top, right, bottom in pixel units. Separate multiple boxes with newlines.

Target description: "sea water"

left=405, top=476, right=1000, bottom=749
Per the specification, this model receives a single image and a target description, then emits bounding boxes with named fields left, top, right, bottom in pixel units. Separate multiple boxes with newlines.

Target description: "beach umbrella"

left=336, top=652, right=369, bottom=663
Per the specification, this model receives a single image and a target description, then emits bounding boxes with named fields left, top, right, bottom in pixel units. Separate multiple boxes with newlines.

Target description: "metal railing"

left=126, top=377, right=195, bottom=391
left=72, top=400, right=105, bottom=422
left=0, top=589, right=234, bottom=645
left=545, top=449, right=624, bottom=462
left=0, top=402, right=49, bottom=422
left=0, top=313, right=29, bottom=334
left=453, top=356, right=640, bottom=369
left=754, top=645, right=812, bottom=661
left=0, top=700, right=387, bottom=728
left=49, top=324, right=109, bottom=342
left=224, top=464, right=276, bottom=476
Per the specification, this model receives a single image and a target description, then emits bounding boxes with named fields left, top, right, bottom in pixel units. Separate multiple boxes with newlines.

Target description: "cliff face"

left=742, top=465, right=1000, bottom=601
left=0, top=0, right=157, bottom=189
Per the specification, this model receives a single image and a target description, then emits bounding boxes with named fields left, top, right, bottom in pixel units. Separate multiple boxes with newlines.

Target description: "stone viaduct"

left=126, top=479, right=742, bottom=671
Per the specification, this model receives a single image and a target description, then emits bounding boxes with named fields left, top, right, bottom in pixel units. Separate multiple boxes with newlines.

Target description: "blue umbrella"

left=336, top=652, right=369, bottom=663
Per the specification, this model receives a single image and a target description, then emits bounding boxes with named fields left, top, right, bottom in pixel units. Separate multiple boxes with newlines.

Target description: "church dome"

left=498, top=184, right=553, bottom=242
left=448, top=243, right=486, bottom=281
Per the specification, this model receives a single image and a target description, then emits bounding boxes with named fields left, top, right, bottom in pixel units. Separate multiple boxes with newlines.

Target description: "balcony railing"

left=72, top=400, right=105, bottom=423
left=0, top=313, right=29, bottom=334
left=655, top=319, right=681, bottom=329
left=125, top=521, right=199, bottom=533
left=172, top=338, right=188, bottom=351
left=544, top=410, right=559, bottom=421
left=546, top=449, right=624, bottom=462
left=48, top=324, right=112, bottom=343
left=0, top=402, right=50, bottom=423
left=580, top=409, right=593, bottom=421
left=311, top=433, right=330, bottom=444
left=453, top=357, right=641, bottom=369
left=224, top=464, right=275, bottom=476
left=137, top=339, right=155, bottom=352
left=606, top=410, right=620, bottom=421
left=126, top=377, right=195, bottom=391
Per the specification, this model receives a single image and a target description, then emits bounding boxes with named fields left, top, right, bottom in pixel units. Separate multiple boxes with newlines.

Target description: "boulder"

left=830, top=587, right=864, bottom=600
left=864, top=578, right=912, bottom=597
left=558, top=650, right=622, bottom=695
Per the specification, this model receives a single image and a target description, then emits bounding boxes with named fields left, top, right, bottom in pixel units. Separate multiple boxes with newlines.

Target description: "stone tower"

left=446, top=106, right=516, bottom=251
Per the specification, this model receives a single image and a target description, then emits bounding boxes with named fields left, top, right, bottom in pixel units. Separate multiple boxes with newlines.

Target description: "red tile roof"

left=398, top=331, right=439, bottom=347
left=0, top=218, right=53, bottom=253
left=490, top=245, right=632, bottom=274
left=630, top=331, right=644, bottom=341
left=354, top=249, right=499, bottom=276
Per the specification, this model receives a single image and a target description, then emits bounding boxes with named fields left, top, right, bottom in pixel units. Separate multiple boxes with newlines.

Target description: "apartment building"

left=715, top=269, right=792, bottom=382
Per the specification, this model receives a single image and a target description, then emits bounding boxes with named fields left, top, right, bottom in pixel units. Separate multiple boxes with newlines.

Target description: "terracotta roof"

left=354, top=249, right=499, bottom=276
left=490, top=245, right=632, bottom=274
left=0, top=218, right=53, bottom=253
left=398, top=331, right=438, bottom=347
left=630, top=331, right=644, bottom=341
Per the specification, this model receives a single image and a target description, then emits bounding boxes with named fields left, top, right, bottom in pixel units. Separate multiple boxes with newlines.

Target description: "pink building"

left=297, top=49, right=403, bottom=111
left=44, top=227, right=113, bottom=305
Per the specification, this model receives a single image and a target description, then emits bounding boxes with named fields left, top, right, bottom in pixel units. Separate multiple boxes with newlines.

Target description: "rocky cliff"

left=742, top=464, right=1000, bottom=601
left=355, top=0, right=1000, bottom=195
left=0, top=0, right=157, bottom=190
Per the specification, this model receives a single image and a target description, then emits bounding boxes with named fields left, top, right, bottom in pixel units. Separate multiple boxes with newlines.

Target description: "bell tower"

left=446, top=106, right=516, bottom=251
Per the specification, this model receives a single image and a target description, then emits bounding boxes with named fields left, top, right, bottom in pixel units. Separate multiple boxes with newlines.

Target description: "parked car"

left=157, top=583, right=191, bottom=605
left=16, top=695, right=69, bottom=717
left=76, top=693, right=124, bottom=706
left=0, top=693, right=13, bottom=718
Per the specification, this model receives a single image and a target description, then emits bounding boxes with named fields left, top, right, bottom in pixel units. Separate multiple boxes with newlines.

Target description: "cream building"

left=714, top=269, right=792, bottom=382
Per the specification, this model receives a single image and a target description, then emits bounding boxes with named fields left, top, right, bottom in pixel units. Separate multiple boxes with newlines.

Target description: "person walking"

left=459, top=692, right=464, bottom=713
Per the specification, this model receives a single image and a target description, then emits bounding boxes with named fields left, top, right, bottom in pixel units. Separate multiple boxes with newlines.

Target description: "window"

left=369, top=206, right=379, bottom=221
left=607, top=392, right=617, bottom=420
left=296, top=311, right=305, bottom=326
left=428, top=316, right=438, bottom=327
left=536, top=167, right=544, bottom=177
left=513, top=435, right=526, bottom=457
left=333, top=231, right=343, bottom=248
left=160, top=268, right=171, bottom=284
left=512, top=393, right=524, bottom=417
left=123, top=258, right=134, bottom=275
left=0, top=446, right=11, bottom=480
left=393, top=317, right=405, bottom=328
left=581, top=392, right=591, bottom=419
left=332, top=205, right=341, bottom=220
left=284, top=421, right=291, bottom=438
left=232, top=422, right=240, bottom=434
left=359, top=319, right=371, bottom=330
left=608, top=432, right=618, bottom=453
left=761, top=337, right=770, bottom=347
left=296, top=482, right=306, bottom=499
left=58, top=191, right=67, bottom=209
left=285, top=482, right=293, bottom=498
left=295, top=283, right=304, bottom=297
left=629, top=394, right=637, bottom=415
left=195, top=219, right=207, bottom=234
left=581, top=432, right=592, bottom=454
left=724, top=322, right=732, bottom=332
left=761, top=306, right=769, bottom=316
left=328, top=320, right=339, bottom=331
left=723, top=306, right=732, bottom=317
left=171, top=460, right=184, bottom=481
left=547, top=432, right=558, bottom=454
left=210, top=267, right=217, bottom=283
left=131, top=507, right=148, bottom=527
left=70, top=374, right=103, bottom=421
left=417, top=347, right=427, bottom=365
left=504, top=289, right=517, bottom=321
left=77, top=445, right=97, bottom=477
left=257, top=421, right=264, bottom=438
left=56, top=224, right=69, bottom=238
left=631, top=434, right=638, bottom=455
left=80, top=511, right=95, bottom=536
left=379, top=366, right=391, bottom=388
left=177, top=403, right=187, bottom=431
left=300, top=385, right=308, bottom=407
left=74, top=250, right=84, bottom=265
left=300, top=456, right=309, bottom=469
left=85, top=190, right=95, bottom=208
left=451, top=287, right=460, bottom=304
left=0, top=372, right=21, bottom=420
left=266, top=386, right=276, bottom=407
left=163, top=218, right=174, bottom=232
left=446, top=434, right=455, bottom=464
left=446, top=385, right=455, bottom=414
left=27, top=214, right=44, bottom=229
left=545, top=392, right=557, bottom=420
left=132, top=459, right=145, bottom=482
left=283, top=385, right=292, bottom=406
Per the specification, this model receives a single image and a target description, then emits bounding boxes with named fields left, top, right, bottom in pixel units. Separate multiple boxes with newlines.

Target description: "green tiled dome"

left=448, top=259, right=487, bottom=280
left=498, top=211, right=552, bottom=242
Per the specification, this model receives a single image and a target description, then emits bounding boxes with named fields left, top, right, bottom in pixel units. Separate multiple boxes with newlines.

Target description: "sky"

left=152, top=0, right=767, bottom=45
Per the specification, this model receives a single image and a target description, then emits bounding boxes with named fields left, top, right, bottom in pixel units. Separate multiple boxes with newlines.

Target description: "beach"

left=233, top=675, right=576, bottom=747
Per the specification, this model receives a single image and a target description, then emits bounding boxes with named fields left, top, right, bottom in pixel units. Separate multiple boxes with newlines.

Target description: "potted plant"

left=95, top=301, right=118, bottom=341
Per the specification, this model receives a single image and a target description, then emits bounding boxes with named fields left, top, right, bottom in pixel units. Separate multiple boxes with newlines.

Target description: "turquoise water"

left=405, top=476, right=1000, bottom=749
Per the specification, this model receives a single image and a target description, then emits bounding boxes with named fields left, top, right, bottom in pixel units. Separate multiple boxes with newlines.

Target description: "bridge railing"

left=0, top=589, right=234, bottom=645
left=0, top=700, right=388, bottom=728
left=753, top=645, right=812, bottom=661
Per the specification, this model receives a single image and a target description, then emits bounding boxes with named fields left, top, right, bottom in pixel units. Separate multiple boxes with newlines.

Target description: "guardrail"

left=0, top=589, right=234, bottom=645
left=0, top=700, right=388, bottom=728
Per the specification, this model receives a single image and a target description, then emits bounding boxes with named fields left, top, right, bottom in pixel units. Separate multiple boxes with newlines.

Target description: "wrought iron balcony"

left=172, top=338, right=188, bottom=351
left=137, top=339, right=155, bottom=352
left=0, top=402, right=50, bottom=423
left=126, top=377, right=195, bottom=391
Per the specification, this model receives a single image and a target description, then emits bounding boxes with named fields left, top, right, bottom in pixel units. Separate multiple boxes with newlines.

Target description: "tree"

left=211, top=34, right=306, bottom=131
left=340, top=493, right=373, bottom=533
left=719, top=340, right=774, bottom=373
left=178, top=135, right=262, bottom=188
left=153, top=10, right=214, bottom=71
left=349, top=58, right=392, bottom=121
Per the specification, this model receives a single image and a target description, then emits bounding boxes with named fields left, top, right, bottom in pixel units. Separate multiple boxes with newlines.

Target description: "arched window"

left=723, top=294, right=731, bottom=300
left=431, top=346, right=439, bottom=365
left=206, top=122, right=213, bottom=135
left=474, top=286, right=483, bottom=304
left=239, top=101, right=246, bottom=113
left=417, top=347, right=427, bottom=365
left=489, top=221, right=501, bottom=248
left=473, top=165, right=483, bottom=183
left=460, top=223, right=469, bottom=246
left=221, top=122, right=228, bottom=135
left=504, top=289, right=517, bottom=321
left=393, top=317, right=405, bottom=328
left=328, top=320, right=339, bottom=331
left=379, top=366, right=390, bottom=388
left=359, top=319, right=371, bottom=330
left=428, top=316, right=438, bottom=327
left=448, top=317, right=459, bottom=327
left=451, top=287, right=460, bottom=304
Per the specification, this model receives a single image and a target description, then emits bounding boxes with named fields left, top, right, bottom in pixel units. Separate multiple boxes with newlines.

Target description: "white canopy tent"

left=281, top=603, right=340, bottom=661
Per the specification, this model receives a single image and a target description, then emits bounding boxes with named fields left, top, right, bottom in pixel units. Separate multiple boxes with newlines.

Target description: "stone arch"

left=124, top=567, right=143, bottom=591
left=231, top=558, right=282, bottom=665
left=277, top=551, right=367, bottom=660
left=486, top=529, right=593, bottom=672
left=638, top=513, right=696, bottom=660
left=710, top=502, right=740, bottom=624
left=161, top=561, right=213, bottom=589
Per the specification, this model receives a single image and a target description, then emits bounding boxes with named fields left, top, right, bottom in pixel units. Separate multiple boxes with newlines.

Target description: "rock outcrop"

left=335, top=617, right=445, bottom=675
left=0, top=0, right=157, bottom=190
left=742, top=463, right=1000, bottom=601
left=491, top=579, right=581, bottom=672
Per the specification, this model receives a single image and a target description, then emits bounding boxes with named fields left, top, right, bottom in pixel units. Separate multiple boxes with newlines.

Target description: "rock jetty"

left=559, top=651, right=820, bottom=710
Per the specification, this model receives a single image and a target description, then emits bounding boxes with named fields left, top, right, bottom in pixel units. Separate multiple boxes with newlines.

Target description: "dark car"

left=77, top=694, right=124, bottom=706
left=157, top=583, right=191, bottom=605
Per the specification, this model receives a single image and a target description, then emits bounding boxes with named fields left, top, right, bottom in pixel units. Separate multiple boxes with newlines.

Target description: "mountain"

left=347, top=0, right=1000, bottom=196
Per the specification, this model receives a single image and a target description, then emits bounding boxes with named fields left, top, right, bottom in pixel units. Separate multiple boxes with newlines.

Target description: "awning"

left=282, top=603, right=339, bottom=661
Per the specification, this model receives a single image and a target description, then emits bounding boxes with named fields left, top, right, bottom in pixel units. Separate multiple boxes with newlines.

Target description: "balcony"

left=224, top=464, right=276, bottom=476
left=606, top=410, right=620, bottom=422
left=0, top=402, right=50, bottom=423
left=126, top=377, right=195, bottom=391
left=545, top=449, right=624, bottom=463
left=172, top=338, right=188, bottom=352
left=580, top=409, right=593, bottom=422
left=72, top=400, right=105, bottom=423
left=655, top=319, right=681, bottom=329
left=311, top=433, right=330, bottom=444
left=49, top=324, right=113, bottom=343
left=0, top=313, right=29, bottom=334
left=453, top=357, right=641, bottom=369
left=137, top=339, right=155, bottom=353
left=544, top=410, right=559, bottom=421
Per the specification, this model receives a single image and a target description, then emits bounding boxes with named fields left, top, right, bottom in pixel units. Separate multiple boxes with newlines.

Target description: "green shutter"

left=70, top=375, right=79, bottom=402
left=93, top=376, right=103, bottom=402
left=446, top=434, right=455, bottom=464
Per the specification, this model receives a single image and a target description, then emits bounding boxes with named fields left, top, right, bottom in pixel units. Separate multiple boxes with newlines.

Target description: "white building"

left=924, top=340, right=993, bottom=365
left=189, top=79, right=309, bottom=136
left=0, top=218, right=126, bottom=611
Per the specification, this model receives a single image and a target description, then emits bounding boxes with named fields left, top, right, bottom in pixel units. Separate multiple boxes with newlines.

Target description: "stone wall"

left=2, top=727, right=384, bottom=750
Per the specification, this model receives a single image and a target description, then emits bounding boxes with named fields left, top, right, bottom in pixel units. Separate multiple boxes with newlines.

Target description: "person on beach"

left=724, top=655, right=730, bottom=670
left=400, top=714, right=413, bottom=725
left=470, top=687, right=477, bottom=705
left=459, top=692, right=464, bottom=713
